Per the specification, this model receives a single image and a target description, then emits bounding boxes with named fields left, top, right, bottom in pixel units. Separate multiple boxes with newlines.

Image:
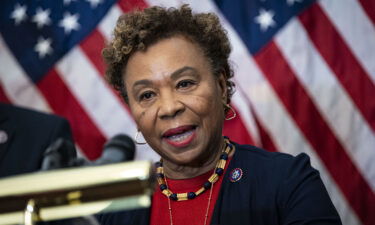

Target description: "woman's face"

left=124, top=36, right=226, bottom=166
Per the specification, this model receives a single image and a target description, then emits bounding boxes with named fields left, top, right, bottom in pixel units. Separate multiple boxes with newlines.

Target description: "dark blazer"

left=97, top=142, right=342, bottom=225
left=0, top=103, right=74, bottom=178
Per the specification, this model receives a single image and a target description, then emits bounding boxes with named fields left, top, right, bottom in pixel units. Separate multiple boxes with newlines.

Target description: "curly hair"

left=102, top=4, right=235, bottom=104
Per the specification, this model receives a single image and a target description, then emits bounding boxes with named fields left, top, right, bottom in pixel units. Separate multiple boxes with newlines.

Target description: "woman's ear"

left=217, top=71, right=228, bottom=103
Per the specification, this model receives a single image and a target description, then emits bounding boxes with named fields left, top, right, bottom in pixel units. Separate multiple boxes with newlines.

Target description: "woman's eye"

left=139, top=91, right=155, bottom=101
left=177, top=80, right=196, bottom=89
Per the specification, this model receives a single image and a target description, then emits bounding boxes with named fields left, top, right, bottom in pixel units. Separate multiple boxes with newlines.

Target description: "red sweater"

left=150, top=159, right=231, bottom=225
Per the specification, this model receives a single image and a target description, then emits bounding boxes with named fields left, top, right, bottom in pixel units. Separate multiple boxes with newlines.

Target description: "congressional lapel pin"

left=0, top=130, right=8, bottom=144
left=229, top=168, right=243, bottom=182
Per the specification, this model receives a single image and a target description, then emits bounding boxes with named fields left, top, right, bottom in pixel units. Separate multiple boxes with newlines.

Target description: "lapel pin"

left=229, top=168, right=243, bottom=182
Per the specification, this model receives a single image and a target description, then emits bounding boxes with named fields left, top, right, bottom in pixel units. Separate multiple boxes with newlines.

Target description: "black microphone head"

left=101, top=134, right=136, bottom=162
left=41, top=138, right=77, bottom=170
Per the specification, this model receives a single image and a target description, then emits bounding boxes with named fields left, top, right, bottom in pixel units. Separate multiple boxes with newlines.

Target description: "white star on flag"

left=10, top=4, right=28, bottom=25
left=255, top=8, right=276, bottom=32
left=86, top=0, right=103, bottom=8
left=287, top=0, right=303, bottom=6
left=32, top=8, right=51, bottom=29
left=34, top=37, right=53, bottom=58
left=64, top=0, right=77, bottom=5
left=59, top=12, right=80, bottom=34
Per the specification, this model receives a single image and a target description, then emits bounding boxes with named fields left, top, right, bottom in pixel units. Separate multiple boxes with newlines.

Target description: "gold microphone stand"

left=0, top=161, right=155, bottom=225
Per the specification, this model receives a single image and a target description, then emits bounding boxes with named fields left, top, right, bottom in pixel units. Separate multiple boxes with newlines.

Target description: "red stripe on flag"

left=358, top=0, right=375, bottom=26
left=299, top=4, right=375, bottom=133
left=79, top=29, right=132, bottom=114
left=0, top=85, right=11, bottom=104
left=117, top=0, right=148, bottom=12
left=37, top=69, right=106, bottom=160
left=223, top=105, right=255, bottom=145
left=80, top=29, right=106, bottom=76
left=255, top=41, right=375, bottom=225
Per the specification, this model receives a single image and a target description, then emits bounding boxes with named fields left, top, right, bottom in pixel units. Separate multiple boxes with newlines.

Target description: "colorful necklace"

left=164, top=175, right=215, bottom=225
left=155, top=137, right=234, bottom=201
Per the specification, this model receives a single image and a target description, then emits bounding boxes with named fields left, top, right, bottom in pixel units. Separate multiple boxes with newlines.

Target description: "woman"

left=97, top=5, right=341, bottom=225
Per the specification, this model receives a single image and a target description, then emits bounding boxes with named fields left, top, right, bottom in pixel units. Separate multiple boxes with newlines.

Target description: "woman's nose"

left=158, top=93, right=185, bottom=119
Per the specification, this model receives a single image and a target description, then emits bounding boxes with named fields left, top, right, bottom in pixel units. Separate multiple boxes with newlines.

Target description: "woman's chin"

left=164, top=150, right=202, bottom=166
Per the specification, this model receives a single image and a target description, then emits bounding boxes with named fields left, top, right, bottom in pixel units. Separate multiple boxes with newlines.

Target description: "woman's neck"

left=162, top=138, right=226, bottom=179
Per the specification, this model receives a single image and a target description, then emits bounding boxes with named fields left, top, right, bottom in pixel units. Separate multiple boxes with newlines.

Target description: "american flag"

left=0, top=0, right=374, bottom=224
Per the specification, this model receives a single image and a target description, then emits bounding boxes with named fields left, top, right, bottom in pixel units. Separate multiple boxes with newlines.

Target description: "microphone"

left=41, top=138, right=77, bottom=170
left=31, top=134, right=138, bottom=225
left=71, top=134, right=136, bottom=167
left=92, top=133, right=136, bottom=165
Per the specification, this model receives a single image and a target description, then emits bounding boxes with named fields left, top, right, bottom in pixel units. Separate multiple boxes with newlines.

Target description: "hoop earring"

left=225, top=104, right=237, bottom=120
left=134, top=130, right=147, bottom=145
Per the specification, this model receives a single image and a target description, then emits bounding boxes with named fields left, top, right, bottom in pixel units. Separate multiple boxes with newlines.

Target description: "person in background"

left=0, top=103, right=75, bottom=178
left=97, top=5, right=341, bottom=225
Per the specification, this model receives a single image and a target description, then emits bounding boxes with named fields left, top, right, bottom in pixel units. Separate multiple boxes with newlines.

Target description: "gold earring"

left=134, top=130, right=147, bottom=145
left=224, top=104, right=236, bottom=120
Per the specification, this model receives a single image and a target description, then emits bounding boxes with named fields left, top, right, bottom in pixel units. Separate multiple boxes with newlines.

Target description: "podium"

left=0, top=161, right=155, bottom=225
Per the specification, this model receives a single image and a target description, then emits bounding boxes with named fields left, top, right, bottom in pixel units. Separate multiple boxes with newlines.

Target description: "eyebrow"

left=170, top=66, right=198, bottom=80
left=132, top=66, right=198, bottom=89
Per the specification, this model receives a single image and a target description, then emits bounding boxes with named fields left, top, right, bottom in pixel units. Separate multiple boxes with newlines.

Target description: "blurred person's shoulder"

left=0, top=103, right=66, bottom=123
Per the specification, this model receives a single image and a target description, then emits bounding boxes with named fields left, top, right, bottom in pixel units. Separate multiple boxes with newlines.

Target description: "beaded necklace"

left=155, top=137, right=234, bottom=225
left=155, top=137, right=233, bottom=201
left=164, top=175, right=215, bottom=225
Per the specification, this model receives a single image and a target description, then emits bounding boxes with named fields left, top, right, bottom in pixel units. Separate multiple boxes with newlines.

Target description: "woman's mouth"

left=162, top=125, right=197, bottom=148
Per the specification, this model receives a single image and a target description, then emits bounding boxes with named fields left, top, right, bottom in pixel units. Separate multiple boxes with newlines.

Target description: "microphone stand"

left=0, top=161, right=155, bottom=225
left=24, top=199, right=38, bottom=225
